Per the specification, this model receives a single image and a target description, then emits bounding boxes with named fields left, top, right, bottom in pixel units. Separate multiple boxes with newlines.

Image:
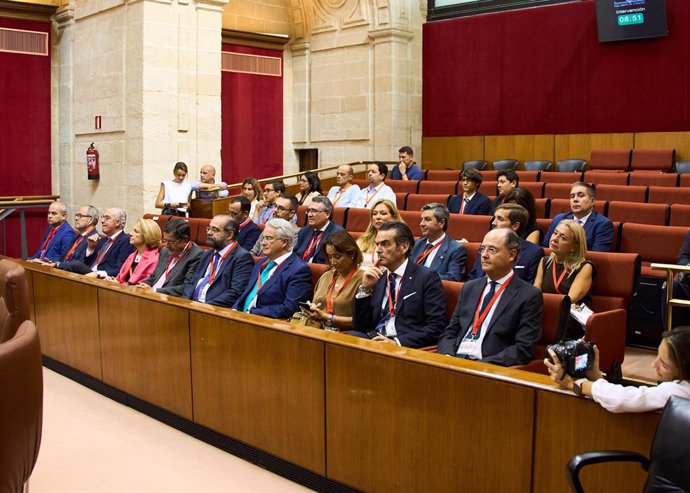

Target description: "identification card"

left=457, top=338, right=481, bottom=359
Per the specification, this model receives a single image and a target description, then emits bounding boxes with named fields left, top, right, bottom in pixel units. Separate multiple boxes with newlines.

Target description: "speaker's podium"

left=189, top=197, right=231, bottom=218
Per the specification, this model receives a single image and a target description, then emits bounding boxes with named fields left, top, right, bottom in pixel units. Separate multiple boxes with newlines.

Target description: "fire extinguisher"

left=87, top=143, right=100, bottom=180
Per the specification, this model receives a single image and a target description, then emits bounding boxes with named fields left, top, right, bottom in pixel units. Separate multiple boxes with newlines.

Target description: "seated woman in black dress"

left=534, top=219, right=595, bottom=339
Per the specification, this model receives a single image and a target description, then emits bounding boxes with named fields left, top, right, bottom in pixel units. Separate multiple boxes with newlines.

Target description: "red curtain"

left=221, top=44, right=283, bottom=186
left=423, top=0, right=690, bottom=137
left=0, top=18, right=52, bottom=258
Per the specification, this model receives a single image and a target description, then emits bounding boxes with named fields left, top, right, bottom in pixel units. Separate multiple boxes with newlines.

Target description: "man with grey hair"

left=182, top=214, right=253, bottom=307
left=410, top=203, right=467, bottom=281
left=29, top=200, right=76, bottom=262
left=233, top=218, right=312, bottom=319
left=326, top=164, right=364, bottom=208
left=48, top=205, right=99, bottom=268
left=294, top=195, right=344, bottom=264
left=437, top=228, right=543, bottom=366
left=62, top=207, right=135, bottom=278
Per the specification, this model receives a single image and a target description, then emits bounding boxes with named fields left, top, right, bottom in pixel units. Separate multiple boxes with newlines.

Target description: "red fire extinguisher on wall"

left=87, top=143, right=100, bottom=180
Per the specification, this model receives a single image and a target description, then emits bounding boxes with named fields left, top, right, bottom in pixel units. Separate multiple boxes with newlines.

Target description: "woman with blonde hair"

left=242, top=177, right=262, bottom=218
left=356, top=199, right=403, bottom=268
left=534, top=219, right=595, bottom=339
left=112, top=218, right=162, bottom=285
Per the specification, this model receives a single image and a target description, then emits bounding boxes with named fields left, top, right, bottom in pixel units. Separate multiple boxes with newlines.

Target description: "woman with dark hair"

left=504, top=187, right=540, bottom=244
left=297, top=230, right=363, bottom=331
left=242, top=177, right=263, bottom=218
left=546, top=326, right=690, bottom=413
left=155, top=162, right=193, bottom=216
left=296, top=171, right=322, bottom=207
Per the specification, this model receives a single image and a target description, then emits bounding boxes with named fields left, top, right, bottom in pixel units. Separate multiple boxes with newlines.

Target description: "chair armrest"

left=567, top=450, right=649, bottom=493
left=584, top=309, right=627, bottom=374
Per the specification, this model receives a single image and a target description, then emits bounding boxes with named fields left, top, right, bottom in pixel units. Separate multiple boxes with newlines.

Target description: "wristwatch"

left=572, top=378, right=588, bottom=396
left=356, top=285, right=373, bottom=297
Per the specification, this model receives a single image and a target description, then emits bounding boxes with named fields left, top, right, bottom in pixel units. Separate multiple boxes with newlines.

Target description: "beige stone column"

left=54, top=0, right=227, bottom=221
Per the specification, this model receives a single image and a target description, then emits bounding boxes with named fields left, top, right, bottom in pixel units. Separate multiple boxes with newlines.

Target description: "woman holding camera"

left=545, top=327, right=690, bottom=413
left=534, top=219, right=595, bottom=339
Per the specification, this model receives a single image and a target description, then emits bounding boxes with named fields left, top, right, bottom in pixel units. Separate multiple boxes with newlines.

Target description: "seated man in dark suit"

left=469, top=203, right=544, bottom=283
left=183, top=214, right=254, bottom=307
left=61, top=207, right=135, bottom=278
left=438, top=228, right=543, bottom=366
left=410, top=202, right=467, bottom=281
left=294, top=195, right=344, bottom=264
left=542, top=181, right=614, bottom=252
left=228, top=195, right=261, bottom=251
left=39, top=205, right=98, bottom=268
left=490, top=169, right=519, bottom=215
left=448, top=168, right=491, bottom=215
left=28, top=201, right=76, bottom=262
left=139, top=219, right=203, bottom=297
left=233, top=218, right=312, bottom=319
left=351, top=221, right=447, bottom=348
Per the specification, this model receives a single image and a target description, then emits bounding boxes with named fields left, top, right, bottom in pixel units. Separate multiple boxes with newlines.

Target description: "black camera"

left=546, top=340, right=595, bottom=378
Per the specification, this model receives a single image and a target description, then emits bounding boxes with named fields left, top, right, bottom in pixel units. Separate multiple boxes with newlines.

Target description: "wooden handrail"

left=0, top=195, right=60, bottom=201
left=651, top=262, right=690, bottom=331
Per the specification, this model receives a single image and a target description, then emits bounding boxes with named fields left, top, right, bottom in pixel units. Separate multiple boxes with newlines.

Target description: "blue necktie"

left=192, top=252, right=221, bottom=301
left=242, top=260, right=278, bottom=312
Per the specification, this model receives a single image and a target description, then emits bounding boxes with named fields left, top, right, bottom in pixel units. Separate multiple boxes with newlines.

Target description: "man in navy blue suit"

left=183, top=214, right=254, bottom=307
left=542, top=181, right=614, bottom=252
left=294, top=195, right=344, bottom=264
left=61, top=207, right=135, bottom=278
left=228, top=195, right=261, bottom=251
left=28, top=201, right=76, bottom=262
left=233, top=218, right=312, bottom=319
left=49, top=205, right=99, bottom=268
left=410, top=203, right=467, bottom=281
left=448, top=168, right=491, bottom=215
left=351, top=221, right=447, bottom=348
left=469, top=203, right=544, bottom=283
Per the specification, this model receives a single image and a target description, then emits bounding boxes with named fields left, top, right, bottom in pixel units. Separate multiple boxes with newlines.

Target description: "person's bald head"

left=335, top=164, right=354, bottom=187
left=479, top=228, right=521, bottom=280
left=47, top=201, right=68, bottom=227
left=200, top=164, right=217, bottom=184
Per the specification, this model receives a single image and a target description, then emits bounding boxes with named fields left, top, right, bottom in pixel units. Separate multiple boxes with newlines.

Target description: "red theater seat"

left=648, top=186, right=690, bottom=206
left=344, top=208, right=370, bottom=233
left=386, top=179, right=419, bottom=194
left=418, top=180, right=458, bottom=195
left=464, top=242, right=480, bottom=276
left=583, top=171, right=629, bottom=186
left=607, top=201, right=668, bottom=226
left=398, top=210, right=423, bottom=237
left=447, top=215, right=492, bottom=242
left=426, top=170, right=461, bottom=181
left=629, top=172, right=678, bottom=187
left=308, top=263, right=329, bottom=289
left=405, top=194, right=450, bottom=211
left=395, top=193, right=408, bottom=211
left=540, top=171, right=583, bottom=184
left=594, top=184, right=648, bottom=203
left=441, top=280, right=463, bottom=322
left=296, top=206, right=308, bottom=227
left=630, top=149, right=675, bottom=172
left=543, top=183, right=573, bottom=200
left=516, top=170, right=540, bottom=182
left=589, top=149, right=631, bottom=171
left=521, top=181, right=545, bottom=199
left=670, top=204, right=690, bottom=227
left=619, top=223, right=687, bottom=278
left=332, top=207, right=348, bottom=228
left=535, top=198, right=550, bottom=219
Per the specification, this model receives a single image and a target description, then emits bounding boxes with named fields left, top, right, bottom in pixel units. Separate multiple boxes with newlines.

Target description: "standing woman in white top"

left=155, top=162, right=193, bottom=217
left=545, top=326, right=690, bottom=413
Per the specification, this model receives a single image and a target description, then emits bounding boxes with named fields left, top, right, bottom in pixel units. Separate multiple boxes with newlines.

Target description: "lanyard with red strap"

left=470, top=273, right=514, bottom=337
left=238, top=218, right=251, bottom=231
left=165, top=241, right=192, bottom=277
left=302, top=230, right=323, bottom=260
left=325, top=268, right=357, bottom=315
left=364, top=184, right=383, bottom=207
left=94, top=237, right=114, bottom=266
left=39, top=224, right=60, bottom=259
left=208, top=241, right=237, bottom=284
left=64, top=227, right=94, bottom=261
left=386, top=272, right=403, bottom=318
left=414, top=240, right=442, bottom=265
left=551, top=259, right=568, bottom=295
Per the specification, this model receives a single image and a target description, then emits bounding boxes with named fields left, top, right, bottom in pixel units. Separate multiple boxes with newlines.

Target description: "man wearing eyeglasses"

left=28, top=201, right=77, bottom=263
left=293, top=196, right=344, bottom=264
left=139, top=219, right=203, bottom=297
left=250, top=195, right=300, bottom=256
left=437, top=228, right=543, bottom=366
left=182, top=214, right=254, bottom=307
left=38, top=205, right=98, bottom=268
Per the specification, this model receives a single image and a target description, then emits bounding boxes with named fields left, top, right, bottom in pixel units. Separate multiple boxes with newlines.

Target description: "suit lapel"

left=394, top=261, right=417, bottom=313
left=430, top=237, right=449, bottom=270
left=209, top=246, right=237, bottom=287
left=258, top=255, right=289, bottom=294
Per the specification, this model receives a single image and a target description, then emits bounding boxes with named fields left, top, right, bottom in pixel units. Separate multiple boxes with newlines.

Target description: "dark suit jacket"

left=182, top=245, right=254, bottom=307
left=232, top=253, right=313, bottom=319
left=238, top=220, right=261, bottom=251
left=469, top=237, right=544, bottom=283
left=677, top=231, right=690, bottom=265
left=448, top=192, right=491, bottom=215
left=56, top=230, right=94, bottom=267
left=353, top=261, right=447, bottom=348
left=410, top=235, right=467, bottom=281
left=294, top=221, right=345, bottom=264
left=30, top=222, right=77, bottom=262
left=489, top=195, right=505, bottom=215
left=437, top=275, right=543, bottom=366
left=542, top=211, right=614, bottom=252
left=83, top=232, right=136, bottom=277
left=145, top=243, right=203, bottom=297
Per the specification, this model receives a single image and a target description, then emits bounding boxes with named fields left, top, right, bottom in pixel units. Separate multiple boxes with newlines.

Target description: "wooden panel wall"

left=422, top=136, right=485, bottom=169
left=485, top=134, right=554, bottom=164
left=554, top=133, right=634, bottom=162
left=635, top=132, right=690, bottom=161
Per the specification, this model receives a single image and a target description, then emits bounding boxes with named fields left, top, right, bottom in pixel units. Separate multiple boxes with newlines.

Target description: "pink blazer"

left=116, top=247, right=160, bottom=285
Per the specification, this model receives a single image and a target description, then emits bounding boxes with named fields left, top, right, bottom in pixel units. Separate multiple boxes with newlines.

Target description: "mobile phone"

left=366, top=329, right=382, bottom=339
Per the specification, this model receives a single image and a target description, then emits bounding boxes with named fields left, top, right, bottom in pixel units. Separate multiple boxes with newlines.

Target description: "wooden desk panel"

left=533, top=391, right=658, bottom=492
left=98, top=289, right=193, bottom=419
left=191, top=312, right=326, bottom=474
left=32, top=271, right=102, bottom=378
left=326, top=345, right=535, bottom=493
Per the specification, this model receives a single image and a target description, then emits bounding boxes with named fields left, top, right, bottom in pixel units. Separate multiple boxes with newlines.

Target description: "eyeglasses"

left=206, top=226, right=223, bottom=234
left=161, top=237, right=183, bottom=244
left=75, top=214, right=92, bottom=219
left=275, top=205, right=293, bottom=213
left=306, top=208, right=326, bottom=215
left=478, top=245, right=502, bottom=256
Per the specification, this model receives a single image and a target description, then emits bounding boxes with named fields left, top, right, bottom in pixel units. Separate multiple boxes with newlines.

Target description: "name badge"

left=385, top=317, right=397, bottom=337
left=457, top=338, right=481, bottom=359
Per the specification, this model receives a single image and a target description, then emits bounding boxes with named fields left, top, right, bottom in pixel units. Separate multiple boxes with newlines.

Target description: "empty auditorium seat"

left=548, top=199, right=607, bottom=218
left=398, top=210, right=423, bottom=237
left=619, top=223, right=687, bottom=278
left=184, top=218, right=202, bottom=244
left=515, top=170, right=540, bottom=182
left=464, top=242, right=480, bottom=276
left=447, top=215, right=492, bottom=242
left=543, top=183, right=574, bottom=200
left=332, top=207, right=348, bottom=227
left=629, top=172, right=678, bottom=187
left=418, top=180, right=458, bottom=195
left=536, top=218, right=552, bottom=241
left=648, top=186, right=690, bottom=205
left=463, top=160, right=487, bottom=170
left=426, top=170, right=461, bottom=181
left=296, top=205, right=308, bottom=227
left=630, top=148, right=675, bottom=172
left=492, top=159, right=518, bottom=171
left=540, top=171, right=583, bottom=184
left=681, top=175, right=690, bottom=187
left=670, top=204, right=690, bottom=227
left=556, top=159, right=587, bottom=172
left=523, top=160, right=551, bottom=172
left=594, top=184, right=648, bottom=203
left=386, top=179, right=419, bottom=194
left=589, top=149, right=631, bottom=171
left=583, top=171, right=629, bottom=186
left=521, top=181, right=545, bottom=198
left=587, top=251, right=641, bottom=311
left=405, top=194, right=450, bottom=211
left=441, top=280, right=463, bottom=322
left=395, top=193, right=408, bottom=211
left=607, top=201, right=669, bottom=226
left=344, top=207, right=370, bottom=233
left=535, top=198, right=550, bottom=219
left=479, top=170, right=498, bottom=182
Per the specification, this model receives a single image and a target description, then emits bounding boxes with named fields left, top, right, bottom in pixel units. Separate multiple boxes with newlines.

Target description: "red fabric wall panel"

left=0, top=18, right=52, bottom=257
left=221, top=44, right=283, bottom=185
left=423, top=0, right=690, bottom=136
